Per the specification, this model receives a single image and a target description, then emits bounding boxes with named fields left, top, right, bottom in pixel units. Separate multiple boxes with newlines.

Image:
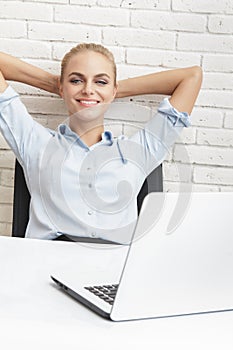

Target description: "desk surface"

left=0, top=236, right=233, bottom=350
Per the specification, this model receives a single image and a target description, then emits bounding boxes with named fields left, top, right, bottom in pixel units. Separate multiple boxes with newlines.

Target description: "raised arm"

left=0, top=52, right=60, bottom=95
left=116, top=66, right=203, bottom=115
left=0, top=70, right=8, bottom=93
left=0, top=52, right=202, bottom=114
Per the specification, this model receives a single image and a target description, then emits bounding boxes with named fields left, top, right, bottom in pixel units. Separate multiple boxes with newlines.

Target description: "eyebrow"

left=68, top=72, right=111, bottom=79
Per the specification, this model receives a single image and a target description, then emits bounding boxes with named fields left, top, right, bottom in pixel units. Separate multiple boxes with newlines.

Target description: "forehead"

left=65, top=51, right=114, bottom=77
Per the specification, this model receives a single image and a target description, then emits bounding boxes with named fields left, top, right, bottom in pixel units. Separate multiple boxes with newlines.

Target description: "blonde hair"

left=60, top=43, right=117, bottom=85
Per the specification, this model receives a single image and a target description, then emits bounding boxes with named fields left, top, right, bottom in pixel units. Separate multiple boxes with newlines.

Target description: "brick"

left=191, top=108, right=223, bottom=128
left=0, top=20, right=26, bottom=39
left=224, top=112, right=233, bottom=129
left=105, top=102, right=153, bottom=122
left=202, top=72, right=233, bottom=90
left=165, top=148, right=173, bottom=162
left=172, top=0, right=233, bottom=14
left=208, top=15, right=233, bottom=34
left=174, top=144, right=233, bottom=167
left=220, top=186, right=233, bottom=191
left=126, top=49, right=164, bottom=67
left=97, top=0, right=170, bottom=10
left=163, top=161, right=192, bottom=182
left=0, top=222, right=12, bottom=237
left=46, top=115, right=67, bottom=130
left=197, top=90, right=233, bottom=109
left=0, top=204, right=13, bottom=223
left=0, top=39, right=51, bottom=59
left=163, top=52, right=201, bottom=68
left=70, top=0, right=96, bottom=5
left=117, top=64, right=157, bottom=80
left=9, top=82, right=52, bottom=97
left=193, top=166, right=233, bottom=185
left=54, top=5, right=129, bottom=26
left=28, top=22, right=101, bottom=42
left=131, top=94, right=163, bottom=106
left=131, top=11, right=206, bottom=32
left=197, top=128, right=233, bottom=147
left=163, top=181, right=219, bottom=192
left=0, top=1, right=53, bottom=21
left=176, top=127, right=196, bottom=144
left=0, top=134, right=10, bottom=150
left=191, top=184, right=219, bottom=192
left=25, top=59, right=60, bottom=75
left=52, top=43, right=125, bottom=64
left=203, top=54, right=233, bottom=73
left=0, top=151, right=15, bottom=169
left=0, top=186, right=13, bottom=203
left=121, top=122, right=147, bottom=136
left=103, top=121, right=123, bottom=137
left=27, top=0, right=68, bottom=3
left=103, top=28, right=176, bottom=50
left=177, top=33, right=233, bottom=53
left=32, top=115, right=48, bottom=128
left=21, top=96, right=67, bottom=115
left=105, top=46, right=126, bottom=64
left=126, top=48, right=201, bottom=67
left=52, top=43, right=79, bottom=61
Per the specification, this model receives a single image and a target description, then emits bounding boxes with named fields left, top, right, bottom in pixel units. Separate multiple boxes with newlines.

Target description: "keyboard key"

left=93, top=292, right=103, bottom=296
left=84, top=286, right=95, bottom=291
left=85, top=283, right=118, bottom=304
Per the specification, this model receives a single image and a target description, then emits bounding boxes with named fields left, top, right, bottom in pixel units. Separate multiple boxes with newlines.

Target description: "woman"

left=0, top=43, right=202, bottom=243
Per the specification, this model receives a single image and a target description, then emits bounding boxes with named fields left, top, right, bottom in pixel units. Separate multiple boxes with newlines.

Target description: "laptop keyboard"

left=84, top=284, right=119, bottom=305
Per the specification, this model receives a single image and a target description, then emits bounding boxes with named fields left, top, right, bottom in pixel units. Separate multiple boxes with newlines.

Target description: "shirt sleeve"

left=129, top=97, right=191, bottom=175
left=0, top=85, right=51, bottom=165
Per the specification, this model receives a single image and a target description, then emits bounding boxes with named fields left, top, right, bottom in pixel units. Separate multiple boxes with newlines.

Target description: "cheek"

left=102, top=87, right=116, bottom=100
left=62, top=86, right=75, bottom=100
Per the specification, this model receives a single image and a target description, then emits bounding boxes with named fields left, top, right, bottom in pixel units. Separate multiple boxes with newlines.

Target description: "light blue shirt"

left=0, top=86, right=190, bottom=243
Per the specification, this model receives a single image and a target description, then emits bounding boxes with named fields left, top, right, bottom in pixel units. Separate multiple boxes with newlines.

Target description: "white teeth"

left=79, top=100, right=98, bottom=105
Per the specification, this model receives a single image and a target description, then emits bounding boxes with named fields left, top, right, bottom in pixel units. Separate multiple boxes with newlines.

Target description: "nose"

left=82, top=81, right=94, bottom=96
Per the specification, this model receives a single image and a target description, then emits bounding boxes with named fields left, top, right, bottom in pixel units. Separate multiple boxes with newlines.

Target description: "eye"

left=96, top=80, right=108, bottom=85
left=70, top=79, right=82, bottom=84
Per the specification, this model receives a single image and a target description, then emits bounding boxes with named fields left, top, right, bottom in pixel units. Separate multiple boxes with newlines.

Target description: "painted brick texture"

left=0, top=0, right=233, bottom=236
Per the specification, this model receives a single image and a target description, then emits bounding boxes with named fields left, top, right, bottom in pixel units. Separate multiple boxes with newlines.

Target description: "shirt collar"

left=101, top=130, right=113, bottom=145
left=58, top=124, right=114, bottom=147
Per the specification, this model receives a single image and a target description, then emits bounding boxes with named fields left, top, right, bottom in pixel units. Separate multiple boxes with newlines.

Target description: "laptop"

left=51, top=192, right=233, bottom=321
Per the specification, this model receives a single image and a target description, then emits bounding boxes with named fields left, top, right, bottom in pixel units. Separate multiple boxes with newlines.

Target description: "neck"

left=69, top=121, right=104, bottom=147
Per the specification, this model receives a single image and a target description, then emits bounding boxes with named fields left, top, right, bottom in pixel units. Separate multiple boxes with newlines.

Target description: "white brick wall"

left=0, top=0, right=233, bottom=236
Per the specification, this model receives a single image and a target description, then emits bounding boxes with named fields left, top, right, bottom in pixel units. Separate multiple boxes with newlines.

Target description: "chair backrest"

left=12, top=159, right=163, bottom=238
left=12, top=160, right=30, bottom=238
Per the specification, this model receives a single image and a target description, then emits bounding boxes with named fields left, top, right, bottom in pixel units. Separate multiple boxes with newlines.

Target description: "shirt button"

left=88, top=210, right=93, bottom=215
left=88, top=183, right=92, bottom=188
left=91, top=232, right=96, bottom=237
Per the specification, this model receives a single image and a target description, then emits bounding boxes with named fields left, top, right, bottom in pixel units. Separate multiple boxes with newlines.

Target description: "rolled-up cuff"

left=158, top=97, right=191, bottom=127
left=0, top=85, right=19, bottom=112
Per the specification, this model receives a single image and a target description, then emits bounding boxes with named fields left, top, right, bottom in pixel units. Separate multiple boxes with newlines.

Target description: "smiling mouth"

left=76, top=100, right=100, bottom=107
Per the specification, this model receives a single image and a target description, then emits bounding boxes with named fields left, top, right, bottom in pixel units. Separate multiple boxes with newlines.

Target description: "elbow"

left=190, top=65, right=203, bottom=84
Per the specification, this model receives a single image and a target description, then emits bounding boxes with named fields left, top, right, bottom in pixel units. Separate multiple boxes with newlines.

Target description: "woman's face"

left=60, top=51, right=117, bottom=117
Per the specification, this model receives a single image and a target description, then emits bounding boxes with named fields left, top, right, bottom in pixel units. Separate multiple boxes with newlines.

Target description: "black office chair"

left=12, top=159, right=163, bottom=238
left=12, top=160, right=30, bottom=238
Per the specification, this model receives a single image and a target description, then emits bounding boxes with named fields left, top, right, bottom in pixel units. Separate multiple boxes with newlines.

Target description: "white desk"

left=0, top=236, right=233, bottom=350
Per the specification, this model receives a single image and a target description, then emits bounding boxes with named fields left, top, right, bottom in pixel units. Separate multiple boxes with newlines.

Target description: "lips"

left=76, top=99, right=100, bottom=107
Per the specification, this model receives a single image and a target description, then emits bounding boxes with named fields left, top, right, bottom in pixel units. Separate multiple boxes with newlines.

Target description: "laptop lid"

left=110, top=192, right=233, bottom=321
